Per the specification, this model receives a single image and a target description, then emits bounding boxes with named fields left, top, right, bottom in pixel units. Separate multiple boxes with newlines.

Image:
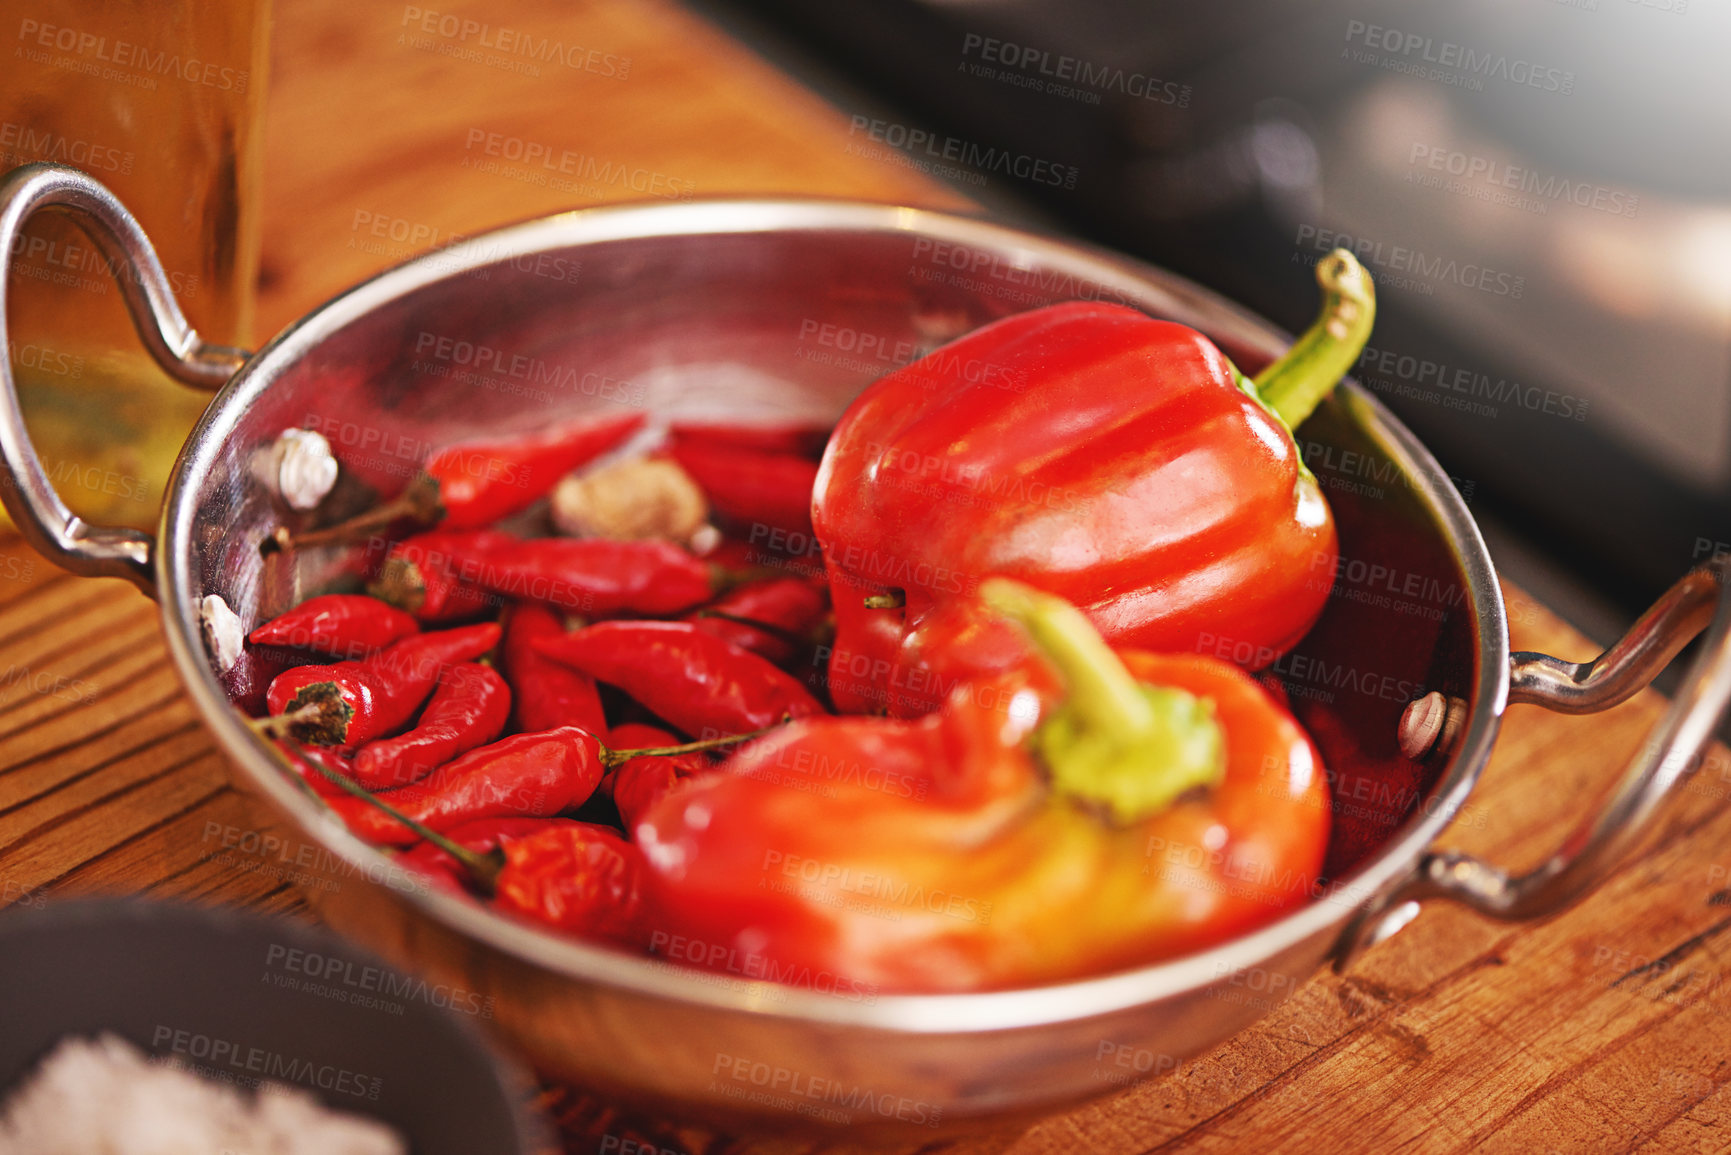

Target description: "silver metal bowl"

left=3, top=162, right=1728, bottom=1137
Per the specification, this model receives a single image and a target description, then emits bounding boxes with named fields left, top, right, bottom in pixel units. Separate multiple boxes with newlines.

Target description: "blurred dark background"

left=693, top=0, right=1731, bottom=648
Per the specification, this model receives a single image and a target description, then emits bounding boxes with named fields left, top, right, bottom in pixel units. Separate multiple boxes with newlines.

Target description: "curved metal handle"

left=1416, top=555, right=1731, bottom=922
left=0, top=163, right=249, bottom=596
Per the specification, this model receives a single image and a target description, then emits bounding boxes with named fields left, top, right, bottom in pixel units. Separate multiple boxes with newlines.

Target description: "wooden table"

left=2, top=1, right=1727, bottom=1151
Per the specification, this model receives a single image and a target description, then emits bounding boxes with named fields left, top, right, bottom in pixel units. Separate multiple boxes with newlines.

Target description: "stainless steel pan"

left=3, top=161, right=1728, bottom=1137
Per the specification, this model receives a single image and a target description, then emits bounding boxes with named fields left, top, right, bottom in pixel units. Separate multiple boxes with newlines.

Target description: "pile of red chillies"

left=248, top=413, right=836, bottom=946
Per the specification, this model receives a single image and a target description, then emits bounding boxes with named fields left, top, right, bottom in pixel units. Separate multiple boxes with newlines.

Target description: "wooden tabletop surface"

left=2, top=1, right=1729, bottom=1152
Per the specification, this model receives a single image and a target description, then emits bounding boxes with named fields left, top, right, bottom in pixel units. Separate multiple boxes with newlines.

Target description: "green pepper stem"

left=273, top=737, right=502, bottom=889
left=978, top=580, right=1152, bottom=745
left=979, top=579, right=1225, bottom=825
left=1252, top=248, right=1377, bottom=431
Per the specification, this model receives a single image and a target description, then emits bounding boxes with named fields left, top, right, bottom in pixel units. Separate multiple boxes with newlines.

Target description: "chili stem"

left=863, top=590, right=905, bottom=610
left=598, top=717, right=791, bottom=770
left=264, top=474, right=443, bottom=554
left=277, top=736, right=502, bottom=888
left=247, top=703, right=328, bottom=739
left=1252, top=248, right=1377, bottom=431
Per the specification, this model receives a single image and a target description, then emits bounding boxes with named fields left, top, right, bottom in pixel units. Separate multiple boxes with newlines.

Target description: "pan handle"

left=1339, top=554, right=1731, bottom=966
left=0, top=162, right=249, bottom=598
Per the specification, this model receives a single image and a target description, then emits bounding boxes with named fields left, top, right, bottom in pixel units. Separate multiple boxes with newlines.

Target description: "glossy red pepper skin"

left=369, top=530, right=518, bottom=623
left=667, top=421, right=829, bottom=460
left=248, top=594, right=420, bottom=658
left=494, top=823, right=647, bottom=946
left=471, top=539, right=716, bottom=618
left=351, top=662, right=511, bottom=789
left=500, top=603, right=607, bottom=737
left=684, top=577, right=829, bottom=666
left=813, top=302, right=1336, bottom=716
left=263, top=622, right=501, bottom=746
left=430, top=411, right=645, bottom=530
left=604, top=722, right=706, bottom=832
left=399, top=816, right=576, bottom=893
left=637, top=650, right=1329, bottom=993
left=533, top=621, right=825, bottom=737
left=665, top=442, right=819, bottom=540
left=330, top=725, right=607, bottom=847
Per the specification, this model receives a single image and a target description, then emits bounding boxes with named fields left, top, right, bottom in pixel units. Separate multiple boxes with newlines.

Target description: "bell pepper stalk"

left=636, top=579, right=1330, bottom=992
left=813, top=248, right=1375, bottom=718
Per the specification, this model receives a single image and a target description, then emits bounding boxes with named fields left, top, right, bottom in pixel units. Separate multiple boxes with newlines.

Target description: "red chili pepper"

left=263, top=622, right=501, bottom=746
left=534, top=621, right=826, bottom=737
left=368, top=530, right=518, bottom=622
left=400, top=816, right=577, bottom=893
left=351, top=662, right=511, bottom=789
left=604, top=722, right=707, bottom=832
left=685, top=577, right=830, bottom=666
left=248, top=594, right=419, bottom=658
left=667, top=421, right=829, bottom=460
left=501, top=603, right=607, bottom=737
left=638, top=580, right=1330, bottom=991
left=469, top=538, right=720, bottom=618
left=429, top=412, right=646, bottom=530
left=493, top=823, right=647, bottom=946
left=279, top=412, right=646, bottom=550
left=329, top=725, right=609, bottom=847
left=664, top=442, right=818, bottom=540
left=812, top=251, right=1374, bottom=716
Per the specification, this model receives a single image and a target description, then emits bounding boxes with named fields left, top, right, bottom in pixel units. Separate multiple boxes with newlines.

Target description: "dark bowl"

left=0, top=897, right=549, bottom=1153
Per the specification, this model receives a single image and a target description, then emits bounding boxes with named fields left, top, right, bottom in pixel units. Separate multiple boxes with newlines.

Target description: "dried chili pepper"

left=685, top=577, right=830, bottom=666
left=664, top=441, right=818, bottom=540
left=276, top=411, right=644, bottom=549
left=604, top=722, right=707, bottom=831
left=248, top=594, right=420, bottom=658
left=351, top=662, right=511, bottom=789
left=534, top=621, right=826, bottom=737
left=493, top=823, right=647, bottom=946
left=327, top=724, right=762, bottom=847
left=501, top=602, right=607, bottom=737
left=638, top=580, right=1330, bottom=992
left=262, top=622, right=501, bottom=746
left=464, top=538, right=726, bottom=618
left=368, top=529, right=517, bottom=623
left=400, top=816, right=576, bottom=892
left=814, top=250, right=1375, bottom=716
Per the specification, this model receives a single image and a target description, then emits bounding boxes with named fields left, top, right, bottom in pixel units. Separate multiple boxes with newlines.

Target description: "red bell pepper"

left=636, top=580, right=1330, bottom=992
left=813, top=250, right=1374, bottom=716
